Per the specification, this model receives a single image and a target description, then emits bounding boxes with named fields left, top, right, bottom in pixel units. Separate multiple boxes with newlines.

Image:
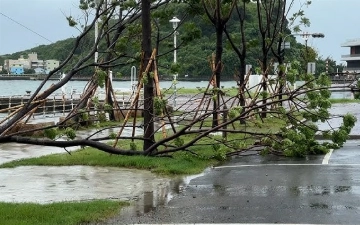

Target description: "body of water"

left=0, top=79, right=352, bottom=99
left=0, top=80, right=239, bottom=96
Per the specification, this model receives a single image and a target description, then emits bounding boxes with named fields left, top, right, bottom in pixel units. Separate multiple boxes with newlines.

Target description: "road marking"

left=322, top=148, right=334, bottom=164
left=214, top=163, right=360, bottom=169
left=131, top=223, right=338, bottom=225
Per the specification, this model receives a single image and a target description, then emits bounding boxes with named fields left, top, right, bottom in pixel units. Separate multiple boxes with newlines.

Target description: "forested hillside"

left=0, top=2, right=336, bottom=80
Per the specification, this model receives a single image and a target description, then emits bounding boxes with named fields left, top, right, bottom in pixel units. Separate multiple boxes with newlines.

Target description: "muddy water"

left=0, top=126, right=206, bottom=210
left=0, top=125, right=186, bottom=207
left=0, top=164, right=207, bottom=219
left=99, top=171, right=207, bottom=222
left=0, top=166, right=171, bottom=203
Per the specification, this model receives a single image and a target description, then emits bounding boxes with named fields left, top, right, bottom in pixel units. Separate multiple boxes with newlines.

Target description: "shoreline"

left=0, top=75, right=235, bottom=82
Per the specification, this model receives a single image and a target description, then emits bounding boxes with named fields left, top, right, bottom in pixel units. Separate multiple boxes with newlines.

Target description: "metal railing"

left=0, top=87, right=142, bottom=122
left=342, top=67, right=360, bottom=72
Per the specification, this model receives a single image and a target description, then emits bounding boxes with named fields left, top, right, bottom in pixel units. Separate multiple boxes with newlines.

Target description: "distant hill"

left=0, top=4, right=308, bottom=80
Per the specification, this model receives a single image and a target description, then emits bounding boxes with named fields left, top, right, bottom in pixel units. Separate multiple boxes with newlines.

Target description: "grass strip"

left=0, top=114, right=289, bottom=174
left=329, top=98, right=360, bottom=104
left=0, top=147, right=217, bottom=175
left=0, top=200, right=128, bottom=225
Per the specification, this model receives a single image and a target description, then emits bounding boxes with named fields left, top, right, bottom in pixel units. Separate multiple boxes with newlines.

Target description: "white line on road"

left=131, top=223, right=340, bottom=225
left=214, top=163, right=360, bottom=169
left=322, top=148, right=334, bottom=164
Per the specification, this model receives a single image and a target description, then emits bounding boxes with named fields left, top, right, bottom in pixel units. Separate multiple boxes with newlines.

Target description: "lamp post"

left=278, top=32, right=325, bottom=104
left=300, top=32, right=325, bottom=74
left=169, top=16, right=180, bottom=108
left=94, top=0, right=101, bottom=64
left=282, top=32, right=325, bottom=55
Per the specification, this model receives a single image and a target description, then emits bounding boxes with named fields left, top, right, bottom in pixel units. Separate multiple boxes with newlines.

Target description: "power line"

left=0, top=12, right=53, bottom=44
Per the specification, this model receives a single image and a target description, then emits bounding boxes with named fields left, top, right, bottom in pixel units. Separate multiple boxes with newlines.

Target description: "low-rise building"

left=45, top=59, right=60, bottom=72
left=2, top=52, right=60, bottom=75
left=10, top=66, right=24, bottom=75
left=341, top=38, right=360, bottom=74
left=34, top=68, right=46, bottom=74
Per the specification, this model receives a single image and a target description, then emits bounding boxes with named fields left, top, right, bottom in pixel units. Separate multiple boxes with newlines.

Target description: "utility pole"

left=169, top=16, right=180, bottom=108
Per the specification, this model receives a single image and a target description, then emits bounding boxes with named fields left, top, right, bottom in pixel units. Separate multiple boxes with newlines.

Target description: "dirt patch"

left=7, top=121, right=55, bottom=136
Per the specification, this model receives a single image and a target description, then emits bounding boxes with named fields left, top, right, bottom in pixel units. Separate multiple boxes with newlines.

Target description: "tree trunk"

left=212, top=22, right=224, bottom=127
left=142, top=0, right=155, bottom=152
left=239, top=59, right=246, bottom=124
left=261, top=55, right=268, bottom=119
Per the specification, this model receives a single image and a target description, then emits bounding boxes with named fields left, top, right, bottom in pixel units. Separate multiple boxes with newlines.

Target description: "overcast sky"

left=0, top=0, right=359, bottom=64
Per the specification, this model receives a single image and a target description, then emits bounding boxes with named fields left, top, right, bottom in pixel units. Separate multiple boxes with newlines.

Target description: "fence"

left=0, top=86, right=142, bottom=122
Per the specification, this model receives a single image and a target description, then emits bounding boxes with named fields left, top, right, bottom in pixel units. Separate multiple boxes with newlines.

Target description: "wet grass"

left=0, top=114, right=288, bottom=174
left=0, top=200, right=128, bottom=225
left=0, top=145, right=217, bottom=175
left=329, top=98, right=360, bottom=104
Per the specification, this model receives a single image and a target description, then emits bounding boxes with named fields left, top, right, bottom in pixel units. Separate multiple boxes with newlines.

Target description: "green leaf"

left=44, top=128, right=57, bottom=140
left=65, top=127, right=76, bottom=140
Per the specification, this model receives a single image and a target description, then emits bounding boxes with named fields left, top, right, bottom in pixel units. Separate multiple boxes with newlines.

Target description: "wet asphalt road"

left=109, top=140, right=360, bottom=225
left=1, top=103, right=360, bottom=224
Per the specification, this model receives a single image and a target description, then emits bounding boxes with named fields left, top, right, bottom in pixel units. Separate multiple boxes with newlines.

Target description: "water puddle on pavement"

left=0, top=165, right=206, bottom=216
left=115, top=171, right=206, bottom=220
left=0, top=166, right=171, bottom=203
left=0, top=122, right=207, bottom=219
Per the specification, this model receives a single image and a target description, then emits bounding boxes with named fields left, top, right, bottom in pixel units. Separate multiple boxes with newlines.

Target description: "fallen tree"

left=0, top=0, right=356, bottom=159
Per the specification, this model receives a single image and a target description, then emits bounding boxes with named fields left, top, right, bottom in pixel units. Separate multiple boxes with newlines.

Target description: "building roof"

left=341, top=38, right=360, bottom=47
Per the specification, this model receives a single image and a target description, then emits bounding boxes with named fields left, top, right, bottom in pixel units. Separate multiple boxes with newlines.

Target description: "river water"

left=0, top=80, right=238, bottom=96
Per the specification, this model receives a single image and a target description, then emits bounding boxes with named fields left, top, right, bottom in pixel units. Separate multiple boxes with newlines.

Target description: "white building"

left=341, top=38, right=360, bottom=74
left=3, top=52, right=60, bottom=74
left=45, top=59, right=60, bottom=72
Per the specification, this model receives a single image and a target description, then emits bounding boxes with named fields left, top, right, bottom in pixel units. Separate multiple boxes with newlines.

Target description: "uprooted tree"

left=0, top=0, right=356, bottom=159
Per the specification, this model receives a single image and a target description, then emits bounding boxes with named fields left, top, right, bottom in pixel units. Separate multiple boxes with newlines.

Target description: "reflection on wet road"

left=113, top=141, right=360, bottom=225
left=0, top=166, right=170, bottom=204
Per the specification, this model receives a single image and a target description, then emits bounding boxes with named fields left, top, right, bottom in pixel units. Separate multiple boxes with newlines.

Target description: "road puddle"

left=0, top=166, right=171, bottom=203
left=0, top=122, right=207, bottom=218
left=0, top=164, right=207, bottom=219
left=113, top=171, right=206, bottom=221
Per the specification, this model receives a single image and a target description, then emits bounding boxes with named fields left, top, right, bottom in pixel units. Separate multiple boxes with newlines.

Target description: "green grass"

left=0, top=146, right=217, bottom=175
left=0, top=111, right=290, bottom=174
left=0, top=200, right=128, bottom=225
left=329, top=98, right=360, bottom=104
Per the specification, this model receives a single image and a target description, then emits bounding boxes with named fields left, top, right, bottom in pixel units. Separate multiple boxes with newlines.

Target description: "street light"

left=94, top=0, right=101, bottom=64
left=280, top=32, right=325, bottom=66
left=169, top=16, right=180, bottom=108
left=282, top=32, right=325, bottom=49
left=278, top=32, right=325, bottom=104
left=311, top=33, right=325, bottom=38
left=300, top=32, right=325, bottom=74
